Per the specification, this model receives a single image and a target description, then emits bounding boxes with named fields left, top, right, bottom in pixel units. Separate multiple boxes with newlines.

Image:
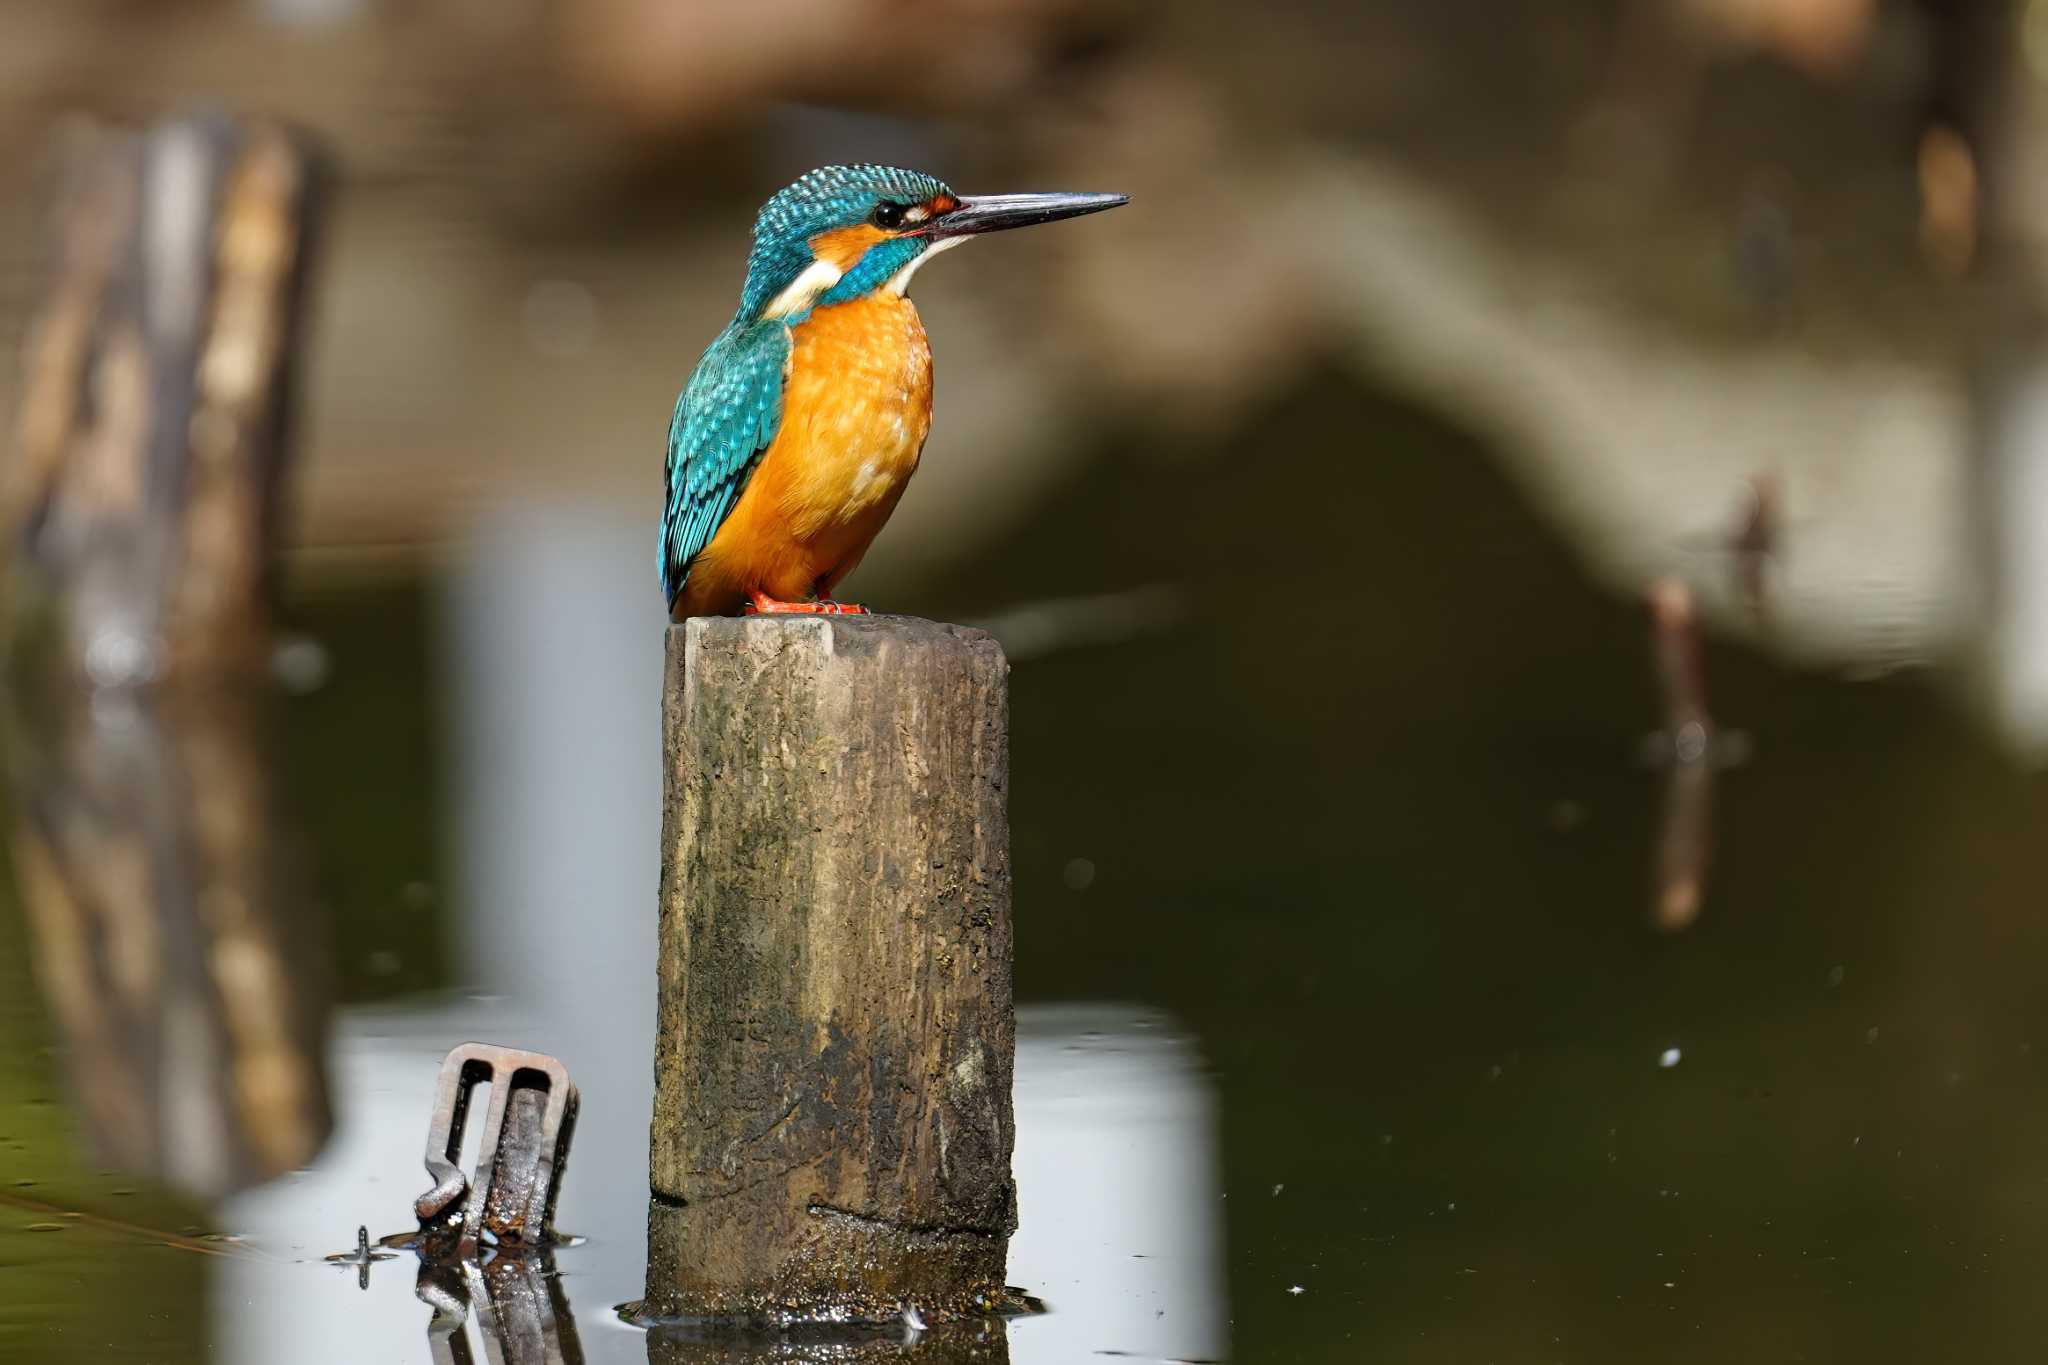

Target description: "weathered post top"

left=645, top=613, right=1015, bottom=1327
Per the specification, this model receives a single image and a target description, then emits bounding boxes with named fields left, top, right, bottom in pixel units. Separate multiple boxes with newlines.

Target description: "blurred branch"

left=0, top=1188, right=270, bottom=1261
left=1647, top=578, right=1714, bottom=931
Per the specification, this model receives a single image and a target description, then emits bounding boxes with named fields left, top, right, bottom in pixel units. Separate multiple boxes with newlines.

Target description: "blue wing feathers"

left=660, top=321, right=792, bottom=606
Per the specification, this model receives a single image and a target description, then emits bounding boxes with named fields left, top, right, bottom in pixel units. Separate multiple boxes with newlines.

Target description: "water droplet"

left=1673, top=721, right=1709, bottom=764
left=271, top=635, right=332, bottom=693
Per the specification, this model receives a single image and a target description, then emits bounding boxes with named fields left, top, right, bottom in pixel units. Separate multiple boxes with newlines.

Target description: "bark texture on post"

left=646, top=615, right=1015, bottom=1325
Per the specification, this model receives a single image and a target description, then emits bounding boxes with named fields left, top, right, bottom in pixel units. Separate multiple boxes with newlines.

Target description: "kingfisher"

left=660, top=165, right=1126, bottom=619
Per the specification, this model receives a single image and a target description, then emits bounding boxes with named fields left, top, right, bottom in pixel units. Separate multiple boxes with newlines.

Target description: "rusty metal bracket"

left=414, top=1043, right=578, bottom=1250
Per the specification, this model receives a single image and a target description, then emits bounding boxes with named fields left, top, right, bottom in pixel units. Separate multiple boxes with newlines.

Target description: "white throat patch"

left=760, top=256, right=845, bottom=320
left=884, top=235, right=965, bottom=296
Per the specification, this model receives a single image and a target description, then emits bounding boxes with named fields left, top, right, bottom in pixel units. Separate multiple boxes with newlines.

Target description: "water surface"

left=7, top=371, right=2048, bottom=1362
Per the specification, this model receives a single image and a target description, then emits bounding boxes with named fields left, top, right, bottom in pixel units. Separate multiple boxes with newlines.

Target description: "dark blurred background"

left=0, top=0, right=2022, bottom=677
left=10, top=2, right=2048, bottom=1363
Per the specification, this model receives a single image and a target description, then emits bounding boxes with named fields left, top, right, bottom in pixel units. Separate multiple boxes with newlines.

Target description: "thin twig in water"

left=0, top=1188, right=272, bottom=1261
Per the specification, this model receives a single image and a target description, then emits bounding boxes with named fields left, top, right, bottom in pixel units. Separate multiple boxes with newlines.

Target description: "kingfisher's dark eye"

left=870, top=201, right=907, bottom=230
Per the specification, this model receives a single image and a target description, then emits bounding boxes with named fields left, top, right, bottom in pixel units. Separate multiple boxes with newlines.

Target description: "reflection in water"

left=3, top=677, right=330, bottom=1198
left=210, top=503, right=1226, bottom=1364
left=218, top=1007, right=1220, bottom=1364
left=644, top=1316, right=1010, bottom=1363
left=17, top=379, right=2048, bottom=1359
left=417, top=1251, right=585, bottom=1365
left=1644, top=578, right=1714, bottom=932
left=1009, top=1008, right=1224, bottom=1365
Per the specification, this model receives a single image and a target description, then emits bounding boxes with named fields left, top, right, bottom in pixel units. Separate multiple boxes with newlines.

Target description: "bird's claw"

left=745, top=592, right=870, bottom=616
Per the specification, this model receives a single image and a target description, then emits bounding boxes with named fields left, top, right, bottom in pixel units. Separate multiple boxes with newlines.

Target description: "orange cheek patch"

left=809, top=224, right=890, bottom=271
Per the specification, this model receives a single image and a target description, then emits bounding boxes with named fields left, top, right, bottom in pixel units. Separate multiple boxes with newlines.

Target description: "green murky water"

left=6, top=370, right=2048, bottom=1363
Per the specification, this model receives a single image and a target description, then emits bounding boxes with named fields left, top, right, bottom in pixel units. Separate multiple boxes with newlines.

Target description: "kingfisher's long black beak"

left=927, top=191, right=1128, bottom=238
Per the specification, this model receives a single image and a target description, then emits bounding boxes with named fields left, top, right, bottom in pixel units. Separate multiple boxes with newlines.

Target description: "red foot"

left=743, top=590, right=871, bottom=617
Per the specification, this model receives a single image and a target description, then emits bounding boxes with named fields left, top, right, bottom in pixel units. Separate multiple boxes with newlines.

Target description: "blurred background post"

left=0, top=0, right=2032, bottom=717
left=2, top=111, right=330, bottom=1198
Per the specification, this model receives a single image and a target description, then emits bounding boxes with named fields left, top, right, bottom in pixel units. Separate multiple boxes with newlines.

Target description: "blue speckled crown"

left=739, top=165, right=953, bottom=320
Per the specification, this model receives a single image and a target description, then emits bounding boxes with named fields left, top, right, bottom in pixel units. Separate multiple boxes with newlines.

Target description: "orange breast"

left=676, top=293, right=933, bottom=617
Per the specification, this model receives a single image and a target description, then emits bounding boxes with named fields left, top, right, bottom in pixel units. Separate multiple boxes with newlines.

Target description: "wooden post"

left=645, top=615, right=1016, bottom=1325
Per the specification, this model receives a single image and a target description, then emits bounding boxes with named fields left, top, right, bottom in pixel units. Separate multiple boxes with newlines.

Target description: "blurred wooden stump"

left=4, top=112, right=323, bottom=683
left=0, top=114, right=331, bottom=1196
